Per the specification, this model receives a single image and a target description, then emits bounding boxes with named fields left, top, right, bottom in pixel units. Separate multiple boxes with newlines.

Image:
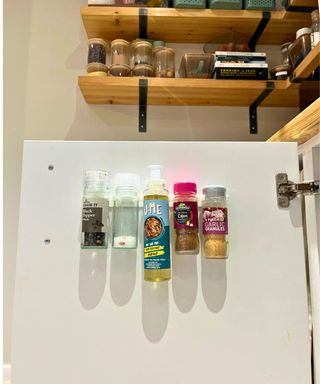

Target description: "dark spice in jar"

left=88, top=38, right=109, bottom=65
left=173, top=182, right=199, bottom=254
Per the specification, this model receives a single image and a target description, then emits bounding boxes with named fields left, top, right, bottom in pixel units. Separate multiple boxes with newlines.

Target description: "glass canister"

left=111, top=39, right=130, bottom=66
left=288, top=27, right=311, bottom=68
left=202, top=186, right=228, bottom=259
left=87, top=38, right=109, bottom=65
left=173, top=182, right=200, bottom=255
left=131, top=40, right=153, bottom=66
left=311, top=10, right=320, bottom=49
left=154, top=47, right=175, bottom=78
left=281, top=42, right=292, bottom=65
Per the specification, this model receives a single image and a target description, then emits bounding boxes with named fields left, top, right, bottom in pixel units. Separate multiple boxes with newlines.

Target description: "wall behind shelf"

left=4, top=0, right=299, bottom=364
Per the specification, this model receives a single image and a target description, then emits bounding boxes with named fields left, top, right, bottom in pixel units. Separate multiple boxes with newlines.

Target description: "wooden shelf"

left=79, top=76, right=299, bottom=106
left=267, top=98, right=320, bottom=144
left=290, top=42, right=320, bottom=83
left=81, top=6, right=311, bottom=44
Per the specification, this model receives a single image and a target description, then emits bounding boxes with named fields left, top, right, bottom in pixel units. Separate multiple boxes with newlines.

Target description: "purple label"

left=173, top=201, right=198, bottom=230
left=202, top=207, right=228, bottom=235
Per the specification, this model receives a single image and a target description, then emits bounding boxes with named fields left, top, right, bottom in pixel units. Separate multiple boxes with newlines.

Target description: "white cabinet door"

left=12, top=141, right=311, bottom=384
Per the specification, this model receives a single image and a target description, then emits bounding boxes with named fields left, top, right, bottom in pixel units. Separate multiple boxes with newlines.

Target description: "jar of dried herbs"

left=173, top=182, right=199, bottom=255
left=202, top=186, right=228, bottom=259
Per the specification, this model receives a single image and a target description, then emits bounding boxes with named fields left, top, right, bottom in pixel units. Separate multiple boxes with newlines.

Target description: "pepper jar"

left=87, top=38, right=109, bottom=76
left=173, top=182, right=200, bottom=255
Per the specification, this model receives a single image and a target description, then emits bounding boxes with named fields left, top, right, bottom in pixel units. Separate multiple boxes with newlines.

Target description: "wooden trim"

left=267, top=98, right=320, bottom=145
left=81, top=6, right=311, bottom=44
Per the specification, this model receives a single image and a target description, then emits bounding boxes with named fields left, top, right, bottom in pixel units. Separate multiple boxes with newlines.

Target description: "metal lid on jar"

left=87, top=63, right=108, bottom=73
left=296, top=27, right=311, bottom=39
left=109, top=64, right=131, bottom=77
left=111, top=39, right=130, bottom=47
left=88, top=38, right=110, bottom=50
left=174, top=182, right=197, bottom=194
left=203, top=185, right=226, bottom=197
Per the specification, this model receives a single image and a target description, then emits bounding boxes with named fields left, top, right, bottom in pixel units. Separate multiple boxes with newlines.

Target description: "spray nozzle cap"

left=146, top=165, right=165, bottom=185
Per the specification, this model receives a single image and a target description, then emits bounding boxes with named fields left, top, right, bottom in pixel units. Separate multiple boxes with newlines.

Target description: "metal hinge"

left=276, top=173, right=320, bottom=208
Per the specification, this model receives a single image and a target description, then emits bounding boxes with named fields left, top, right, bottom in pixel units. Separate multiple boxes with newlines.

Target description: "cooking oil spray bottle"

left=143, top=165, right=171, bottom=282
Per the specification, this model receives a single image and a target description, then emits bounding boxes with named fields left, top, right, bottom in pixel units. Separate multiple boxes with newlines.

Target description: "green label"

left=143, top=199, right=170, bottom=270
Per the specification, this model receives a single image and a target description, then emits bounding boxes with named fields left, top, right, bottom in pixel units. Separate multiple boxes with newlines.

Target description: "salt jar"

left=202, top=186, right=228, bottom=259
left=154, top=47, right=175, bottom=78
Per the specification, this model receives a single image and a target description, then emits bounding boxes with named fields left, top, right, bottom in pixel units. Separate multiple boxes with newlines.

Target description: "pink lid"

left=174, top=182, right=197, bottom=194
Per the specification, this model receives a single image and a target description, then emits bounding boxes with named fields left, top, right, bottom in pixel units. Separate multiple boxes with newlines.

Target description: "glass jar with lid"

left=154, top=47, right=175, bottom=78
left=288, top=27, right=311, bottom=68
left=110, top=39, right=131, bottom=77
left=87, top=38, right=110, bottom=65
left=131, top=40, right=153, bottom=66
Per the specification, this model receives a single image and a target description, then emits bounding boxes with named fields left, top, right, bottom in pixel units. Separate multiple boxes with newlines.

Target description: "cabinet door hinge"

left=276, top=173, right=320, bottom=208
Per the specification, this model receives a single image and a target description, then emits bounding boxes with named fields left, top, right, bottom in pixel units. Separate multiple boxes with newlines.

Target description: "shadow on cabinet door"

left=78, top=249, right=107, bottom=310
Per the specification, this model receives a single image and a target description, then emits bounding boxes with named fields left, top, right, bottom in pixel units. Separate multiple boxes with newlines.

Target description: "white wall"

left=4, top=0, right=299, bottom=363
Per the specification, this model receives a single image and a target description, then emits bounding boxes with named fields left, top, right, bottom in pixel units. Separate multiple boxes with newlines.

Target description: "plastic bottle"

left=173, top=182, right=199, bottom=254
left=311, top=10, right=320, bottom=49
left=112, top=173, right=140, bottom=249
left=202, top=185, right=228, bottom=259
left=143, top=165, right=171, bottom=282
left=81, top=170, right=110, bottom=249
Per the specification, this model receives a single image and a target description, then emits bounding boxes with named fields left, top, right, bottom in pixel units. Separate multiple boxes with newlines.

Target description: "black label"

left=175, top=204, right=191, bottom=225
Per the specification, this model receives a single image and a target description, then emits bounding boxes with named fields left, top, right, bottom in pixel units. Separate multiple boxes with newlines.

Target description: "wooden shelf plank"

left=267, top=97, right=320, bottom=144
left=79, top=76, right=299, bottom=106
left=81, top=6, right=311, bottom=44
left=290, top=42, right=320, bottom=82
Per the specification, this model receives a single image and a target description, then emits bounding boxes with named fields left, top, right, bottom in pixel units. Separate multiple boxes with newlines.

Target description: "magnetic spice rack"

left=79, top=6, right=319, bottom=133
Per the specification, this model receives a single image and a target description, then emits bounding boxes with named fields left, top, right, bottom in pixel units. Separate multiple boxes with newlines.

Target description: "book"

left=213, top=62, right=268, bottom=80
left=215, top=51, right=267, bottom=64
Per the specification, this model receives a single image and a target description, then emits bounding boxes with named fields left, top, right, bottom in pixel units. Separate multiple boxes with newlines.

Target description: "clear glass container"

left=131, top=40, right=153, bottom=67
left=173, top=182, right=199, bottom=255
left=154, top=47, right=175, bottom=78
left=87, top=38, right=109, bottom=65
left=311, top=10, right=320, bottom=49
left=202, top=186, right=228, bottom=259
left=81, top=170, right=110, bottom=249
left=111, top=39, right=130, bottom=66
left=288, top=27, right=311, bottom=68
left=112, top=173, right=140, bottom=249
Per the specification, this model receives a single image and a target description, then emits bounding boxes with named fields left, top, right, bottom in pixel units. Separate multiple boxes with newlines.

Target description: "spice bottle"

left=173, top=182, right=199, bottom=254
left=81, top=170, right=110, bottom=249
left=143, top=165, right=171, bottom=282
left=112, top=173, right=140, bottom=249
left=311, top=10, right=320, bottom=49
left=87, top=38, right=109, bottom=65
left=202, top=186, right=228, bottom=259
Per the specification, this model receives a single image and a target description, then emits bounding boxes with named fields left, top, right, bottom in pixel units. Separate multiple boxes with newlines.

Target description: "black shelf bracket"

left=139, top=8, right=148, bottom=39
left=248, top=11, right=271, bottom=52
left=139, top=79, right=148, bottom=133
left=249, top=81, right=275, bottom=134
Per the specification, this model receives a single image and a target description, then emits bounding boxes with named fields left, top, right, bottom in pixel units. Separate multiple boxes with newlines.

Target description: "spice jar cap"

left=296, top=27, right=311, bottom=39
left=203, top=185, right=226, bottom=197
left=87, top=38, right=110, bottom=50
left=111, top=39, right=130, bottom=47
left=84, top=169, right=110, bottom=188
left=174, top=182, right=197, bottom=194
left=153, top=40, right=166, bottom=47
left=114, top=173, right=140, bottom=189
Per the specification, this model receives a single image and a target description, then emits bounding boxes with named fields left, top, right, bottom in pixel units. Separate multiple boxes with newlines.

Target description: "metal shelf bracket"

left=139, top=79, right=148, bottom=133
left=249, top=81, right=274, bottom=134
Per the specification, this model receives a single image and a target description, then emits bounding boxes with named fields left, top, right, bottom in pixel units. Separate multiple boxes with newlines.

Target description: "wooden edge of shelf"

left=267, top=97, right=320, bottom=145
left=290, top=43, right=320, bottom=83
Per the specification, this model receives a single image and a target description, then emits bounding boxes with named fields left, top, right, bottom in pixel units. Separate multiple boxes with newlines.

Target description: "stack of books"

left=213, top=51, right=268, bottom=80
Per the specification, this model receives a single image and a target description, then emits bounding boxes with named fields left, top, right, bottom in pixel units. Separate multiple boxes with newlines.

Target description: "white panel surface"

left=12, top=141, right=311, bottom=384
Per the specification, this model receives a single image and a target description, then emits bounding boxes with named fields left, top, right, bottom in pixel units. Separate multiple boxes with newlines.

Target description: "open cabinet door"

left=12, top=141, right=311, bottom=384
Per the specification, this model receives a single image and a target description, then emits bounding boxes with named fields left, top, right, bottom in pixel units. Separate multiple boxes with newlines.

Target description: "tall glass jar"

left=112, top=173, right=140, bottom=249
left=87, top=38, right=109, bottom=65
left=311, top=10, right=320, bottom=49
left=154, top=47, right=175, bottom=78
left=173, top=182, right=199, bottom=255
left=110, top=39, right=131, bottom=77
left=202, top=186, right=228, bottom=259
left=81, top=170, right=110, bottom=249
left=131, top=40, right=153, bottom=66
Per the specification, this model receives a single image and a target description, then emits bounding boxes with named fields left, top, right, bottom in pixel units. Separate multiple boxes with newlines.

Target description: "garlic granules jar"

left=202, top=186, right=228, bottom=259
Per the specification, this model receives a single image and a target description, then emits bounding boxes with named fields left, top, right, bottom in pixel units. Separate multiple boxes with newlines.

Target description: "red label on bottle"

left=173, top=201, right=199, bottom=230
left=202, top=207, right=228, bottom=235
